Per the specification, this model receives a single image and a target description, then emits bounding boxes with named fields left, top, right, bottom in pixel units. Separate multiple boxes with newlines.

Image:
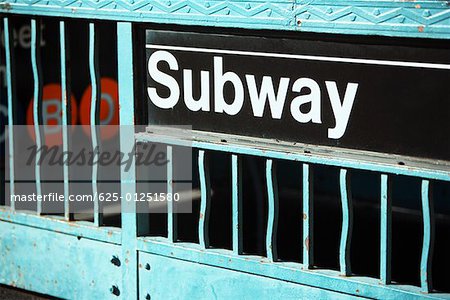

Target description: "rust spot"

left=297, top=20, right=302, bottom=26
left=0, top=3, right=12, bottom=10
left=303, top=213, right=307, bottom=220
left=199, top=212, right=204, bottom=219
left=305, top=236, right=310, bottom=251
left=139, top=263, right=143, bottom=268
left=415, top=4, right=421, bottom=8
left=418, top=26, right=425, bottom=32
left=108, top=231, right=113, bottom=236
left=125, top=258, right=129, bottom=264
left=356, top=289, right=360, bottom=293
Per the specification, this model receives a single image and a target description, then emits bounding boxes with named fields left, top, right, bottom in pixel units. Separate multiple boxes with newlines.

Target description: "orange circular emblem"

left=80, top=77, right=119, bottom=141
left=27, top=83, right=78, bottom=147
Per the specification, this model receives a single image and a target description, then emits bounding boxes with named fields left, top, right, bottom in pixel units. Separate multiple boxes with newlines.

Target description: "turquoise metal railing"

left=31, top=18, right=43, bottom=214
left=339, top=168, right=352, bottom=276
left=3, top=17, right=14, bottom=210
left=60, top=20, right=71, bottom=220
left=0, top=14, right=119, bottom=244
left=380, top=174, right=392, bottom=285
left=135, top=126, right=450, bottom=299
left=1, top=0, right=449, bottom=298
left=2, top=0, right=450, bottom=39
left=88, top=22, right=102, bottom=226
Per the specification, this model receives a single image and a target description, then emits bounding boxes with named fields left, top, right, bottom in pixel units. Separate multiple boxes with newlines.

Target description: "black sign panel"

left=144, top=30, right=450, bottom=161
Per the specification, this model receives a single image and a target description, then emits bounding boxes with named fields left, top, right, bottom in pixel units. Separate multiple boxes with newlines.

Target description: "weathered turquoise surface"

left=1, top=0, right=449, bottom=299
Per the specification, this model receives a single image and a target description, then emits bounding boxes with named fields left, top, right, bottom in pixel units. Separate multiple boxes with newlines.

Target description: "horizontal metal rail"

left=136, top=127, right=450, bottom=181
left=0, top=208, right=121, bottom=245
left=137, top=237, right=450, bottom=300
left=1, top=1, right=450, bottom=39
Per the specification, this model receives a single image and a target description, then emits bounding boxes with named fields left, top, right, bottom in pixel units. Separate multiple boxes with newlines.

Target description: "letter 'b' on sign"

left=26, top=83, right=78, bottom=147
left=80, top=77, right=119, bottom=140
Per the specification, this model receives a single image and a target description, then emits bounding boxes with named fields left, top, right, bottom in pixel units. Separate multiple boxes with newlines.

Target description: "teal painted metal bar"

left=266, top=159, right=278, bottom=262
left=420, top=179, right=435, bottom=293
left=339, top=168, right=352, bottom=276
left=232, top=154, right=242, bottom=255
left=135, top=131, right=450, bottom=182
left=198, top=150, right=210, bottom=248
left=89, top=22, right=101, bottom=226
left=4, top=17, right=15, bottom=210
left=59, top=20, right=71, bottom=221
left=137, top=237, right=450, bottom=300
left=31, top=19, right=43, bottom=215
left=167, top=145, right=177, bottom=242
left=118, top=21, right=138, bottom=299
left=0, top=208, right=121, bottom=245
left=380, top=174, right=392, bottom=284
left=139, top=251, right=358, bottom=300
left=2, top=1, right=450, bottom=40
left=302, top=163, right=313, bottom=268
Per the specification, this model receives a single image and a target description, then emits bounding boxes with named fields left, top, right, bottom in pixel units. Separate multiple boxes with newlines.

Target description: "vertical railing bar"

left=198, top=150, right=210, bottom=248
left=420, top=179, right=435, bottom=293
left=380, top=174, right=392, bottom=284
left=167, top=145, right=177, bottom=242
left=232, top=154, right=242, bottom=255
left=31, top=19, right=43, bottom=215
left=302, top=163, right=313, bottom=268
left=339, top=168, right=353, bottom=276
left=4, top=17, right=15, bottom=210
left=89, top=22, right=101, bottom=226
left=60, top=20, right=72, bottom=221
left=266, top=159, right=278, bottom=262
left=118, top=22, right=138, bottom=298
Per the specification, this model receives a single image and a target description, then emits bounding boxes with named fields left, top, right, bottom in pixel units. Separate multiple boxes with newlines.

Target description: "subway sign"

left=145, top=30, right=450, bottom=162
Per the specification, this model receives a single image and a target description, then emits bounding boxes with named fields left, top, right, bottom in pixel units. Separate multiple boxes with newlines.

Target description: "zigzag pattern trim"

left=295, top=5, right=450, bottom=26
left=1, top=0, right=450, bottom=38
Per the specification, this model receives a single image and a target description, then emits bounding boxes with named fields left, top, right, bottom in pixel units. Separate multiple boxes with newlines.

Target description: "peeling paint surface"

left=0, top=222, right=122, bottom=299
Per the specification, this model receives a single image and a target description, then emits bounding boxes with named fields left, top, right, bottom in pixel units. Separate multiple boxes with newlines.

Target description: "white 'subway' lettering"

left=147, top=50, right=359, bottom=139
